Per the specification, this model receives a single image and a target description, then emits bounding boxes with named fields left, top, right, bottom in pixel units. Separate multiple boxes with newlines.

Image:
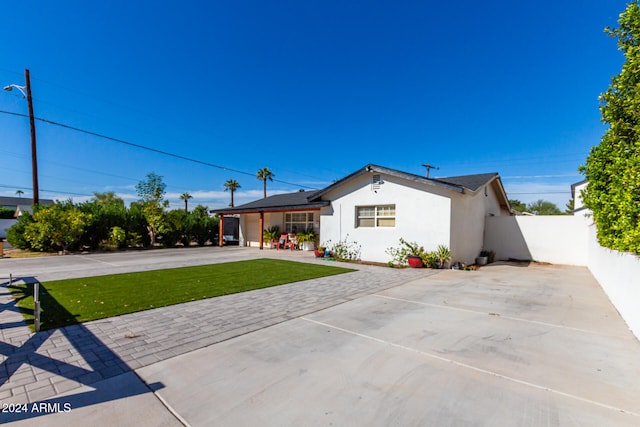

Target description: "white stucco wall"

left=484, top=215, right=589, bottom=265
left=319, top=173, right=451, bottom=263
left=243, top=213, right=260, bottom=247
left=450, top=181, right=508, bottom=264
left=587, top=224, right=640, bottom=339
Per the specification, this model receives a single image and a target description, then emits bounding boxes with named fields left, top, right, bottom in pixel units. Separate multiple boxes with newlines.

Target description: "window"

left=285, top=212, right=315, bottom=233
left=356, top=205, right=395, bottom=228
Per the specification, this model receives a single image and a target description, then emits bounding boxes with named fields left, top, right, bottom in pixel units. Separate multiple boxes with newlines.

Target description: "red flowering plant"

left=386, top=238, right=428, bottom=266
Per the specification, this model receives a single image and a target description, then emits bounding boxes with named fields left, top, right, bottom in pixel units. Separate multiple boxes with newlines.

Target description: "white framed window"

left=285, top=212, right=315, bottom=233
left=356, top=204, right=395, bottom=228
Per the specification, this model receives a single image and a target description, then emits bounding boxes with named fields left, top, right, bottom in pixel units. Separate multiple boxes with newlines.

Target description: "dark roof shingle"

left=212, top=190, right=329, bottom=214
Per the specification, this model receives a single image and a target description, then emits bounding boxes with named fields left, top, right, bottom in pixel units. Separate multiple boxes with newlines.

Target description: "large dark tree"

left=581, top=1, right=640, bottom=253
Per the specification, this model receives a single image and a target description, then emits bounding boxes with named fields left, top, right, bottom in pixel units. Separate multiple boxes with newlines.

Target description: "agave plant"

left=435, top=244, right=451, bottom=267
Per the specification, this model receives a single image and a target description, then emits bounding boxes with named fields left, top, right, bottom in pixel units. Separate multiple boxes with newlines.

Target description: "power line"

left=0, top=109, right=318, bottom=190
left=509, top=191, right=570, bottom=195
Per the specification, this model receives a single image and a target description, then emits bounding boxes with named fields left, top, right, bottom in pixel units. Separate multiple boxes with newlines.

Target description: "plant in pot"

left=263, top=225, right=280, bottom=249
left=296, top=227, right=317, bottom=251
left=386, top=237, right=429, bottom=267
left=476, top=249, right=489, bottom=265
left=476, top=249, right=493, bottom=266
left=435, top=244, right=452, bottom=269
left=402, top=238, right=426, bottom=268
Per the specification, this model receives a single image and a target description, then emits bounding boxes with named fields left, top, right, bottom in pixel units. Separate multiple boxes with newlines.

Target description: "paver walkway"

left=0, top=249, right=433, bottom=404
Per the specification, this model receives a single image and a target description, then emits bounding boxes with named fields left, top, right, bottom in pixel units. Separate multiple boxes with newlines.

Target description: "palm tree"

left=180, top=192, right=193, bottom=213
left=224, top=179, right=241, bottom=207
left=15, top=190, right=24, bottom=198
left=256, top=167, right=274, bottom=199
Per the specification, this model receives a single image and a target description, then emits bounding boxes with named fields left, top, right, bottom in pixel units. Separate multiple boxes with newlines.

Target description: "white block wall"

left=484, top=215, right=589, bottom=265
left=586, top=225, right=640, bottom=339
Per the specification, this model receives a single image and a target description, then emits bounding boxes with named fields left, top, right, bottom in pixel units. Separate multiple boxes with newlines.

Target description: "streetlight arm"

left=3, top=84, right=27, bottom=97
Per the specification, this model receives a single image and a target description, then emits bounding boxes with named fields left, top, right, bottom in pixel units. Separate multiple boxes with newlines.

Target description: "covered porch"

left=211, top=190, right=329, bottom=250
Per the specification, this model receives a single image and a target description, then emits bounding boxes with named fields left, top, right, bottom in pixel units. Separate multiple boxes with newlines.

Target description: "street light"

left=4, top=69, right=39, bottom=205
left=3, top=84, right=27, bottom=97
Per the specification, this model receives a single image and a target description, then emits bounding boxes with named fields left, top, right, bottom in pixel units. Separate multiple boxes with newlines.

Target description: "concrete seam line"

left=132, top=370, right=191, bottom=426
left=372, top=294, right=605, bottom=337
left=300, top=316, right=640, bottom=418
left=151, top=391, right=191, bottom=427
left=78, top=255, right=120, bottom=267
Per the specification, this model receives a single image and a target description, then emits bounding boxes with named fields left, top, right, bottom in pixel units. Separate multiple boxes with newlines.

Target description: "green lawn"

left=10, top=259, right=355, bottom=331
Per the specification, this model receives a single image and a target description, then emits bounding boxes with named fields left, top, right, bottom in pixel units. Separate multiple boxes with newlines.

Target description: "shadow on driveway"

left=0, top=276, right=166, bottom=422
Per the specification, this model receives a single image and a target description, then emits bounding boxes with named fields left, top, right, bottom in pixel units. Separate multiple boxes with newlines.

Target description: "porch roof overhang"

left=212, top=201, right=329, bottom=215
left=210, top=190, right=330, bottom=215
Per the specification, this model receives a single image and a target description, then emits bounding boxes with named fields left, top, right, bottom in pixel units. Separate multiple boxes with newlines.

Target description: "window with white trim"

left=356, top=205, right=395, bottom=228
left=285, top=212, right=315, bottom=233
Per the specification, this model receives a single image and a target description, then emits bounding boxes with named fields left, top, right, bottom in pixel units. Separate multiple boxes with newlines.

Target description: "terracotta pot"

left=407, top=255, right=423, bottom=268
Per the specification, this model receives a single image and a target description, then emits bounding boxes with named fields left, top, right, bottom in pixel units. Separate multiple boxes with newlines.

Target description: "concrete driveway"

left=2, top=251, right=640, bottom=426
left=133, top=263, right=640, bottom=426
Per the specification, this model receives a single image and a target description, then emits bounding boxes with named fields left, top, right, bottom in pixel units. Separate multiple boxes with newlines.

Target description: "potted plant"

left=476, top=249, right=493, bottom=266
left=296, top=227, right=317, bottom=251
left=401, top=238, right=426, bottom=268
left=263, top=225, right=280, bottom=249
left=435, top=244, right=452, bottom=269
left=314, top=244, right=325, bottom=258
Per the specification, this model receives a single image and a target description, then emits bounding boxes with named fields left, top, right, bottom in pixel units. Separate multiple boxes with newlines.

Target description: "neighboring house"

left=0, top=196, right=55, bottom=240
left=212, top=164, right=511, bottom=264
left=571, top=179, right=590, bottom=217
left=0, top=196, right=54, bottom=213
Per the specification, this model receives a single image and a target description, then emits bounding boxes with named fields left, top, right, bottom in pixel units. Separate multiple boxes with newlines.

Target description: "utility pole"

left=25, top=69, right=39, bottom=206
left=421, top=163, right=439, bottom=178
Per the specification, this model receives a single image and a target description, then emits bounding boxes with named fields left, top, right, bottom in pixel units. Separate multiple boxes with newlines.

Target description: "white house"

left=571, top=179, right=589, bottom=217
left=212, top=164, right=511, bottom=264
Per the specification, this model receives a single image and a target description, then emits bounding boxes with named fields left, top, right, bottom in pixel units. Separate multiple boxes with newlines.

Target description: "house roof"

left=309, top=164, right=500, bottom=201
left=211, top=164, right=510, bottom=215
left=211, top=190, right=330, bottom=214
left=436, top=172, right=500, bottom=192
left=0, top=196, right=54, bottom=208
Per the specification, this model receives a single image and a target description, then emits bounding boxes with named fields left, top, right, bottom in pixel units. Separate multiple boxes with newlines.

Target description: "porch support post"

left=259, top=211, right=264, bottom=250
left=218, top=215, right=224, bottom=247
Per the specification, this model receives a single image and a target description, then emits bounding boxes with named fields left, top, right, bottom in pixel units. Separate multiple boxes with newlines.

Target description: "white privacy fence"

left=485, top=215, right=640, bottom=340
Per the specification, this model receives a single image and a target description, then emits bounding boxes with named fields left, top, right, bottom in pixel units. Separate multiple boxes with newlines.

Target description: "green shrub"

left=109, top=226, right=126, bottom=248
left=581, top=2, right=640, bottom=254
left=6, top=213, right=34, bottom=249
left=0, top=207, right=15, bottom=219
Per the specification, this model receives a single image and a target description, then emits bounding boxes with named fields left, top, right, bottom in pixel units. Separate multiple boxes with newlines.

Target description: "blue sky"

left=0, top=0, right=630, bottom=210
